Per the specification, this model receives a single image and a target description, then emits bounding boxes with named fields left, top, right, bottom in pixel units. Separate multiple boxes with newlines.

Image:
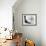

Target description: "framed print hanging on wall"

left=22, top=14, right=37, bottom=26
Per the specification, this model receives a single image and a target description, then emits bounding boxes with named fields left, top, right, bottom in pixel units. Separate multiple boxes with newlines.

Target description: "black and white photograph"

left=22, top=14, right=37, bottom=26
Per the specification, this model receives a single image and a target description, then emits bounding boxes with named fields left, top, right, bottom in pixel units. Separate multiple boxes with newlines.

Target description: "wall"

left=41, top=0, right=46, bottom=46
left=0, top=0, right=16, bottom=30
left=13, top=0, right=41, bottom=46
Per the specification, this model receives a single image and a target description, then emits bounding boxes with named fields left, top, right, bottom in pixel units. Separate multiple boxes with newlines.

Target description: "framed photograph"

left=22, top=14, right=37, bottom=26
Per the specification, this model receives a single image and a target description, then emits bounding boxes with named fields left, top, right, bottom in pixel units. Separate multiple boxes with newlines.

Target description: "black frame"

left=22, top=14, right=37, bottom=26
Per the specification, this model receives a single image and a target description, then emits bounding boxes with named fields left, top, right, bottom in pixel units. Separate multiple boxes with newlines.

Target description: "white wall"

left=13, top=0, right=41, bottom=46
left=0, top=0, right=16, bottom=30
left=41, top=0, right=46, bottom=46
